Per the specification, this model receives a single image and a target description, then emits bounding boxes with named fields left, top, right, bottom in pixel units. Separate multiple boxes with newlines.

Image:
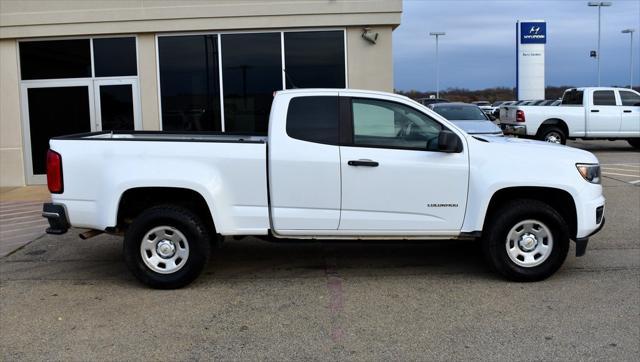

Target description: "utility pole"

left=588, top=2, right=612, bottom=86
left=429, top=32, right=446, bottom=98
left=622, top=29, right=635, bottom=89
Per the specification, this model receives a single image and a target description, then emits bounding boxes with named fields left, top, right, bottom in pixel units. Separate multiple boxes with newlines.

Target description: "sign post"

left=516, top=20, right=546, bottom=100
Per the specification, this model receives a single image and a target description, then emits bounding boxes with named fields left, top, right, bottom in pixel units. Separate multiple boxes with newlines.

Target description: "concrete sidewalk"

left=0, top=186, right=50, bottom=257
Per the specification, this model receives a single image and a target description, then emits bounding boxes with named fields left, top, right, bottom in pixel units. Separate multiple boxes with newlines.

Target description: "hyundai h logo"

left=521, top=22, right=546, bottom=44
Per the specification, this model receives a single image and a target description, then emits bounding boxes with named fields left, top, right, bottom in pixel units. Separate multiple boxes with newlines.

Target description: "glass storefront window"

left=93, top=37, right=137, bottom=77
left=19, top=40, right=91, bottom=80
left=284, top=31, right=345, bottom=89
left=222, top=33, right=282, bottom=134
left=158, top=35, right=221, bottom=131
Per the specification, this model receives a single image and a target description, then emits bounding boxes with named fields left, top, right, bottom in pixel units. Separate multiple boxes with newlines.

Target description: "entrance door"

left=93, top=79, right=141, bottom=131
left=21, top=80, right=95, bottom=184
left=21, top=79, right=141, bottom=183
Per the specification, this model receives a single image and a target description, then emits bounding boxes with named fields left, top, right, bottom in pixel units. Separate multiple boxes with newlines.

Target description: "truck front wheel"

left=123, top=205, right=211, bottom=289
left=537, top=126, right=566, bottom=145
left=482, top=199, right=569, bottom=282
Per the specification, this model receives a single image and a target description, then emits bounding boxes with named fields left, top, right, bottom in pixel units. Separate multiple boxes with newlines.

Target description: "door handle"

left=590, top=109, right=600, bottom=113
left=348, top=159, right=379, bottom=167
left=623, top=110, right=632, bottom=113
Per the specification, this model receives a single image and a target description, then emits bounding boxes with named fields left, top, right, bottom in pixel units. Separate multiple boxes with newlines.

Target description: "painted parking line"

left=600, top=163, right=640, bottom=185
left=602, top=172, right=640, bottom=177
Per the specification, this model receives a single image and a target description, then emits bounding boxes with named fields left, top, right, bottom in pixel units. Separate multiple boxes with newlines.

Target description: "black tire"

left=123, top=205, right=211, bottom=289
left=537, top=126, right=566, bottom=145
left=628, top=139, right=640, bottom=149
left=482, top=199, right=569, bottom=282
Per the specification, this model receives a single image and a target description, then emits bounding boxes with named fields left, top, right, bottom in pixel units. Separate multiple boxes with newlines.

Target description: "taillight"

left=516, top=110, right=525, bottom=122
left=46, top=149, right=63, bottom=194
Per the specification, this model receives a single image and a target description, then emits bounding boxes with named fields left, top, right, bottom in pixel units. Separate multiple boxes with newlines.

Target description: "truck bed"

left=49, top=131, right=270, bottom=234
left=54, top=130, right=266, bottom=143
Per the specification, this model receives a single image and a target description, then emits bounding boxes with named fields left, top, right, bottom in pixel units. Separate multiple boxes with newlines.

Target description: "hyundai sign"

left=516, top=20, right=546, bottom=100
left=520, top=22, right=547, bottom=44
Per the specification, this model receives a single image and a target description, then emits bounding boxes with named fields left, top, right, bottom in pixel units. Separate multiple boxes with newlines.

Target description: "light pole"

left=429, top=32, right=445, bottom=98
left=588, top=2, right=612, bottom=86
left=622, top=29, right=635, bottom=89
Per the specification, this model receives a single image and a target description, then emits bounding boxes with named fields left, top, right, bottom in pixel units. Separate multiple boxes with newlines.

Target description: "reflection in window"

left=352, top=99, right=442, bottom=150
left=19, top=40, right=91, bottom=80
left=158, top=35, right=221, bottom=131
left=222, top=33, right=282, bottom=133
left=93, top=37, right=137, bottom=77
left=284, top=31, right=345, bottom=89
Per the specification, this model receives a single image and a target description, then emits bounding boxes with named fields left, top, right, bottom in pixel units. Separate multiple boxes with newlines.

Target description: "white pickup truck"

left=500, top=87, right=640, bottom=147
left=43, top=89, right=605, bottom=288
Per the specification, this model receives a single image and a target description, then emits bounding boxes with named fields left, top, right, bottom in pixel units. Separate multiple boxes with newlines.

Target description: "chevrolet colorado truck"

left=500, top=87, right=640, bottom=146
left=43, top=89, right=605, bottom=288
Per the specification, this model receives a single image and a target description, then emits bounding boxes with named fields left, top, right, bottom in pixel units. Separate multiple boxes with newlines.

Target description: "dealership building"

left=0, top=0, right=402, bottom=186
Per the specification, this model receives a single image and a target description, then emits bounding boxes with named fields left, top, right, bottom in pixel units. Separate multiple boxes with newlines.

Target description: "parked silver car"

left=428, top=103, right=503, bottom=135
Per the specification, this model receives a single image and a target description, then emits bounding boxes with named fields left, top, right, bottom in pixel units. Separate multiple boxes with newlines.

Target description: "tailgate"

left=500, top=106, right=519, bottom=125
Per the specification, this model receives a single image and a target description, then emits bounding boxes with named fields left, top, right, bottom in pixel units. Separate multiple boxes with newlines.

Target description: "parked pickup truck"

left=500, top=87, right=640, bottom=147
left=43, top=89, right=605, bottom=288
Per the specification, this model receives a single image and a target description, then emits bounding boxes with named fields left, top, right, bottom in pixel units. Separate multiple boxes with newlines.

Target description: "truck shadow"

left=203, top=238, right=494, bottom=281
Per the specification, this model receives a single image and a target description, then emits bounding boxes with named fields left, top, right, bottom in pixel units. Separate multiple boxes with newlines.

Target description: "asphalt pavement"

left=1, top=140, right=638, bottom=360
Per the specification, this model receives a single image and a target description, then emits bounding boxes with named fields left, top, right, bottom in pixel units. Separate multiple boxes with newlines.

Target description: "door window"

left=286, top=96, right=339, bottom=145
left=351, top=99, right=443, bottom=150
left=26, top=86, right=91, bottom=174
left=619, top=91, right=640, bottom=106
left=593, top=91, right=617, bottom=106
left=98, top=84, right=135, bottom=130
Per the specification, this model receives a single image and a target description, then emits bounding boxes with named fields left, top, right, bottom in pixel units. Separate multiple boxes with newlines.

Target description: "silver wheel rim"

left=505, top=219, right=553, bottom=268
left=544, top=132, right=562, bottom=144
left=140, top=226, right=189, bottom=274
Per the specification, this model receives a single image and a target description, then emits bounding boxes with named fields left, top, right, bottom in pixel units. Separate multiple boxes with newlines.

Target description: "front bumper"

left=500, top=123, right=526, bottom=136
left=42, top=203, right=69, bottom=235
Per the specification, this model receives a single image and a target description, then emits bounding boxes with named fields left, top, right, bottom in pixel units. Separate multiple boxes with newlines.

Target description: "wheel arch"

left=537, top=118, right=569, bottom=137
left=482, top=186, right=578, bottom=239
left=115, top=187, right=218, bottom=235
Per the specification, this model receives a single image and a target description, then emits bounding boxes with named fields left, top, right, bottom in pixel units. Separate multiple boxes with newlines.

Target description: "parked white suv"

left=501, top=87, right=640, bottom=147
left=43, top=89, right=606, bottom=288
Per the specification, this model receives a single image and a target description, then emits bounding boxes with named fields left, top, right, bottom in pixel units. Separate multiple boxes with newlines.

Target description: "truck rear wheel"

left=482, top=199, right=569, bottom=282
left=123, top=205, right=211, bottom=289
left=628, top=139, right=640, bottom=149
left=537, top=126, right=566, bottom=145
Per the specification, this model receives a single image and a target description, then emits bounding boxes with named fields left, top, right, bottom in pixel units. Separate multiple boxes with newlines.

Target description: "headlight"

left=576, top=163, right=601, bottom=184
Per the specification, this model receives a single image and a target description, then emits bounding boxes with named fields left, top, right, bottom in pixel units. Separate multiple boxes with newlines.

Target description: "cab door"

left=338, top=95, right=469, bottom=234
left=618, top=90, right=640, bottom=135
left=587, top=90, right=622, bottom=136
left=268, top=92, right=342, bottom=234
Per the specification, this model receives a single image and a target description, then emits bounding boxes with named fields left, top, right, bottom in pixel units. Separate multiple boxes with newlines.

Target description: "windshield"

left=432, top=105, right=488, bottom=120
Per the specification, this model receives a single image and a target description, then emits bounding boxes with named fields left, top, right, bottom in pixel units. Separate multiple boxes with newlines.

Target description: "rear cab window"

left=592, top=91, right=617, bottom=106
left=286, top=96, right=339, bottom=145
left=562, top=90, right=584, bottom=105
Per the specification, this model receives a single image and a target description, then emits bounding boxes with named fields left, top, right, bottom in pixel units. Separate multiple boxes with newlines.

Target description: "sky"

left=393, top=0, right=640, bottom=91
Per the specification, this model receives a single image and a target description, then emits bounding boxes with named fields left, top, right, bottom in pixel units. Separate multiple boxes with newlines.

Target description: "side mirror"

left=438, top=130, right=463, bottom=153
